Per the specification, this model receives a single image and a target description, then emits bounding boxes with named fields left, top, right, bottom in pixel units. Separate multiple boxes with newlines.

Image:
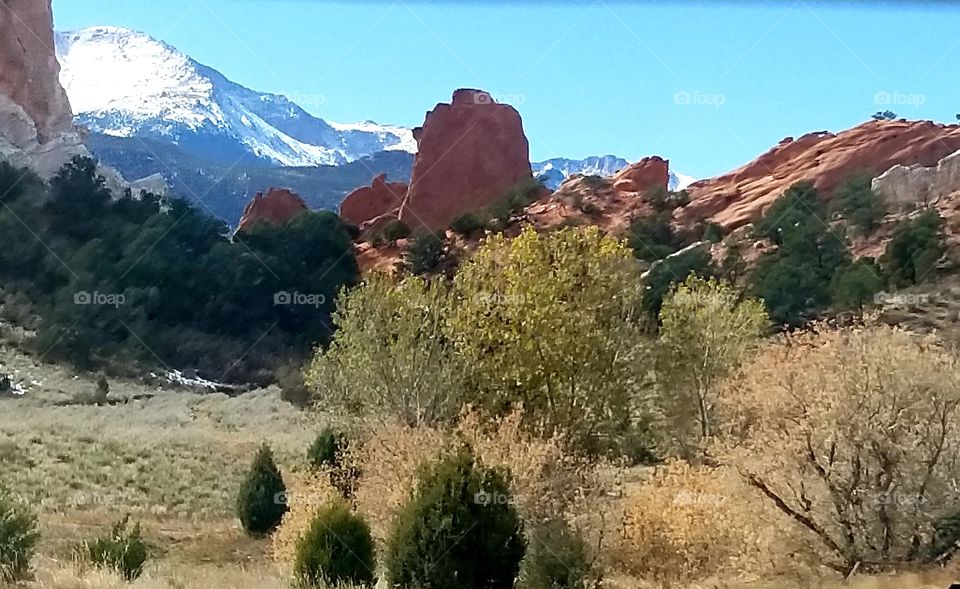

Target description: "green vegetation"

left=882, top=209, right=946, bottom=287
left=750, top=182, right=851, bottom=325
left=641, top=246, right=716, bottom=322
left=78, top=515, right=148, bottom=581
left=0, top=488, right=38, bottom=583
left=293, top=501, right=376, bottom=588
left=308, top=427, right=359, bottom=498
left=307, top=274, right=464, bottom=427
left=450, top=211, right=486, bottom=235
left=237, top=444, right=288, bottom=536
left=386, top=445, right=525, bottom=589
left=521, top=519, right=595, bottom=589
left=0, top=156, right=358, bottom=381
left=829, top=258, right=884, bottom=313
left=405, top=231, right=446, bottom=274
left=833, top=173, right=886, bottom=234
left=657, top=276, right=767, bottom=450
left=449, top=226, right=648, bottom=453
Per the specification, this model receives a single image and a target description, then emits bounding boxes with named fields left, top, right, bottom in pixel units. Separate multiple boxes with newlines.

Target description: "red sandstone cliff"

left=681, top=119, right=960, bottom=229
left=236, top=188, right=309, bottom=233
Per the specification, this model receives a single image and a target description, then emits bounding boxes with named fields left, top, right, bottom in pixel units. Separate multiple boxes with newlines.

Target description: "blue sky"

left=54, top=1, right=960, bottom=178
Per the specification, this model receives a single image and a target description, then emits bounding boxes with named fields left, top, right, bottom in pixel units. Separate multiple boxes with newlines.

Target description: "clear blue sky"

left=53, top=1, right=960, bottom=178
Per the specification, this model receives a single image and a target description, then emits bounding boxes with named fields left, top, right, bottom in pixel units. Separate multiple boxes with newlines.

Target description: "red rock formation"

left=236, top=188, right=309, bottom=233
left=612, top=156, right=670, bottom=195
left=682, top=119, right=960, bottom=229
left=0, top=0, right=86, bottom=177
left=0, top=0, right=74, bottom=141
left=397, top=89, right=534, bottom=231
left=340, top=173, right=409, bottom=228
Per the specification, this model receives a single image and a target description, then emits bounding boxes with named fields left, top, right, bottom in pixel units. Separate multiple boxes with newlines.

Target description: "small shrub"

left=930, top=510, right=960, bottom=563
left=578, top=201, right=602, bottom=218
left=93, top=374, right=109, bottom=405
left=308, top=428, right=347, bottom=470
left=522, top=519, right=595, bottom=589
left=382, top=219, right=412, bottom=243
left=385, top=444, right=526, bottom=589
left=237, top=443, right=288, bottom=535
left=405, top=232, right=445, bottom=275
left=293, top=501, right=376, bottom=588
left=0, top=488, right=39, bottom=583
left=78, top=515, right=148, bottom=581
left=278, top=364, right=311, bottom=408
left=451, top=212, right=485, bottom=235
left=308, top=427, right=360, bottom=498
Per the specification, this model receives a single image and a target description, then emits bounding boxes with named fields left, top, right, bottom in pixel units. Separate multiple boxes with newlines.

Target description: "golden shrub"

left=271, top=409, right=603, bottom=568
left=610, top=460, right=798, bottom=584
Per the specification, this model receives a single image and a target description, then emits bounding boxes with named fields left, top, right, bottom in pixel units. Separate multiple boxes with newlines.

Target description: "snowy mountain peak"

left=533, top=155, right=696, bottom=191
left=55, top=26, right=415, bottom=167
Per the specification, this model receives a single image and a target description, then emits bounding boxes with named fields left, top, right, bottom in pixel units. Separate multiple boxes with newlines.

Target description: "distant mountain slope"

left=533, top=155, right=695, bottom=191
left=86, top=134, right=414, bottom=225
left=55, top=26, right=416, bottom=167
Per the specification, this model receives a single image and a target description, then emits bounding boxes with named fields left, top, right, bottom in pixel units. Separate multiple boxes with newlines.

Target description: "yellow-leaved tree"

left=448, top=226, right=650, bottom=454
left=656, top=276, right=767, bottom=454
left=305, top=273, right=464, bottom=426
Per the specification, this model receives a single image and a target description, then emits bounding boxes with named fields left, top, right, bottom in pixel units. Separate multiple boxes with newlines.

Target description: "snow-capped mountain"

left=533, top=155, right=696, bottom=191
left=55, top=26, right=416, bottom=167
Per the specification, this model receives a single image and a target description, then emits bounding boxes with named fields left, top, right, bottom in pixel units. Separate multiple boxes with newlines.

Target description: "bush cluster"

left=77, top=516, right=148, bottom=581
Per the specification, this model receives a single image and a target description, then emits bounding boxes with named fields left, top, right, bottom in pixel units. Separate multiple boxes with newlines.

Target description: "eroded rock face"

left=873, top=148, right=960, bottom=209
left=611, top=156, right=670, bottom=195
left=340, top=173, right=409, bottom=228
left=681, top=120, right=960, bottom=229
left=236, top=188, right=308, bottom=233
left=0, top=0, right=86, bottom=177
left=398, top=89, right=534, bottom=231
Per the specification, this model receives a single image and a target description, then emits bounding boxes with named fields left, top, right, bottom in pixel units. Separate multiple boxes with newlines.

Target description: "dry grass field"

left=1, top=340, right=958, bottom=589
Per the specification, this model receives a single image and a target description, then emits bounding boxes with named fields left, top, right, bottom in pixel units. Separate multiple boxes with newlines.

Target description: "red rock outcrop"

left=399, top=89, right=533, bottom=230
left=612, top=156, right=670, bottom=195
left=340, top=173, right=409, bottom=228
left=236, top=188, right=309, bottom=233
left=0, top=0, right=86, bottom=176
left=681, top=119, right=960, bottom=229
left=0, top=0, right=73, bottom=141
